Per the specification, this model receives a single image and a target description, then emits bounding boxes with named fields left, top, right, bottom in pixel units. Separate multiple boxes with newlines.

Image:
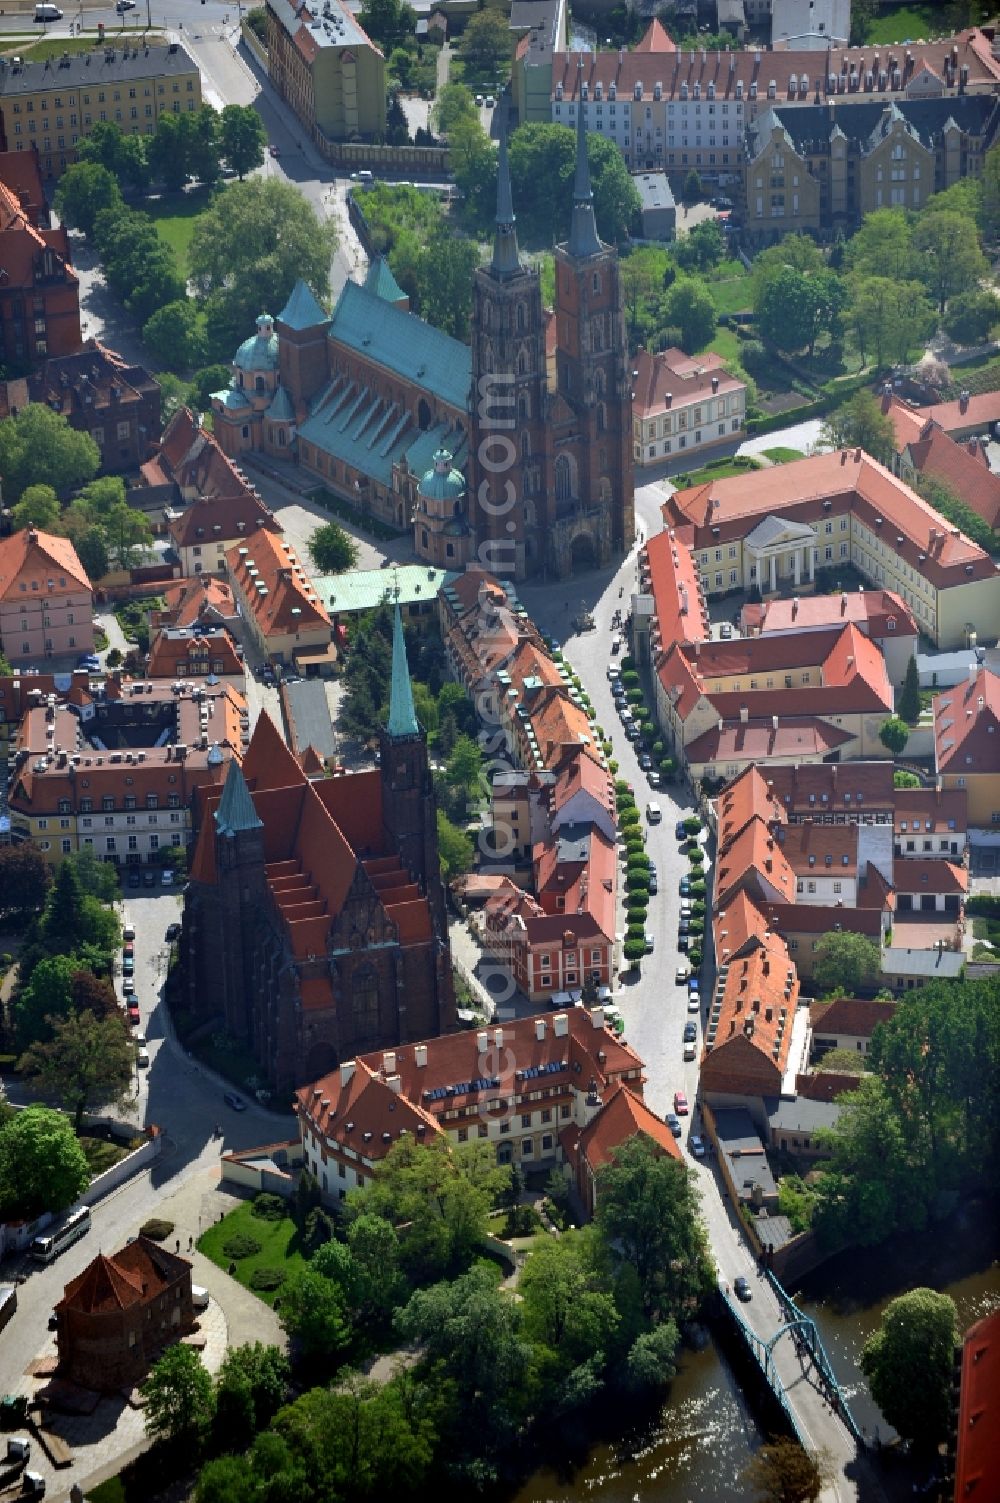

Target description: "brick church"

left=210, top=95, right=634, bottom=581
left=182, top=607, right=455, bottom=1095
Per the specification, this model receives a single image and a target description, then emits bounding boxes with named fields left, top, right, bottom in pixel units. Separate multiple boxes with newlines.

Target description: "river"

left=510, top=1202, right=1000, bottom=1503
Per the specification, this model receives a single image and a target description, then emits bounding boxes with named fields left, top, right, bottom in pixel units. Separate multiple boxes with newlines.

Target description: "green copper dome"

left=234, top=313, right=279, bottom=373
left=419, top=448, right=466, bottom=503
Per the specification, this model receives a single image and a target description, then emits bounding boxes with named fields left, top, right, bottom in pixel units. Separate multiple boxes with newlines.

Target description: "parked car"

left=664, top=1112, right=682, bottom=1137
left=683, top=1041, right=697, bottom=1061
left=122, top=979, right=135, bottom=996
left=161, top=869, right=174, bottom=887
left=719, top=622, right=732, bottom=639
left=677, top=933, right=690, bottom=952
left=116, top=0, right=136, bottom=11
left=648, top=771, right=661, bottom=788
left=475, top=94, right=484, bottom=105
left=626, top=724, right=641, bottom=740
left=679, top=876, right=691, bottom=897
left=485, top=94, right=496, bottom=107
left=122, top=957, right=134, bottom=976
left=224, top=1091, right=247, bottom=1112
left=606, top=664, right=620, bottom=681
left=675, top=964, right=690, bottom=984
left=644, top=934, right=655, bottom=954
left=127, top=1006, right=140, bottom=1024
left=648, top=874, right=658, bottom=894
left=136, top=1047, right=150, bottom=1068
left=128, top=869, right=141, bottom=888
left=268, top=143, right=280, bottom=157
left=690, top=1134, right=706, bottom=1159
left=123, top=943, right=134, bottom=958
left=639, top=753, right=652, bottom=772
left=683, top=1021, right=697, bottom=1042
left=143, top=870, right=156, bottom=887
left=675, top=821, right=688, bottom=840
left=734, top=1276, right=751, bottom=1302
left=673, top=1090, right=689, bottom=1115
left=646, top=802, right=662, bottom=823
left=688, top=989, right=700, bottom=1013
left=678, top=918, right=691, bottom=936
left=165, top=922, right=181, bottom=942
left=680, top=901, right=693, bottom=920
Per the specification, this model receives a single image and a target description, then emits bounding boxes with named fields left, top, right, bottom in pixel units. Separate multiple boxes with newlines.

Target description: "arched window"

left=482, top=301, right=492, bottom=329
left=417, top=398, right=431, bottom=430
left=516, top=302, right=526, bottom=331
left=518, top=391, right=530, bottom=420
left=594, top=369, right=605, bottom=398
left=521, top=430, right=531, bottom=458
left=255, top=376, right=266, bottom=392
left=596, top=402, right=607, bottom=433
left=592, top=272, right=601, bottom=294
left=516, top=348, right=527, bottom=376
left=352, top=968, right=380, bottom=1044
left=555, top=454, right=572, bottom=502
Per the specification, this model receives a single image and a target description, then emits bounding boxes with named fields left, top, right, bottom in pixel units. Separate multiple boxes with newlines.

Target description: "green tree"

left=894, top=769, right=920, bottom=789
left=878, top=715, right=909, bottom=756
left=844, top=208, right=913, bottom=282
left=307, top=521, right=359, bottom=575
left=519, top=1233, right=619, bottom=1373
left=72, top=527, right=110, bottom=584
left=147, top=112, right=191, bottom=193
left=220, top=103, right=267, bottom=180
left=743, top=1438, right=829, bottom=1503
left=751, top=232, right=825, bottom=301
left=664, top=278, right=717, bottom=355
left=683, top=169, right=702, bottom=201
left=278, top=1268, right=352, bottom=1364
left=812, top=1076, right=925, bottom=1248
left=18, top=1010, right=136, bottom=1133
left=12, top=484, right=60, bottom=531
left=357, top=0, right=416, bottom=49
left=912, top=210, right=988, bottom=312
left=982, top=140, right=1000, bottom=239
left=414, top=230, right=479, bottom=339
left=756, top=267, right=843, bottom=356
left=846, top=277, right=936, bottom=368
left=459, top=7, right=510, bottom=77
left=507, top=123, right=640, bottom=246
left=193, top=364, right=235, bottom=412
left=674, top=217, right=725, bottom=273
left=12, top=954, right=78, bottom=1049
left=913, top=473, right=997, bottom=555
left=432, top=81, right=478, bottom=135
left=860, top=1289, right=959, bottom=1449
left=0, top=405, right=99, bottom=501
left=213, top=1342, right=290, bottom=1451
left=77, top=121, right=150, bottom=195
left=448, top=114, right=497, bottom=227
left=436, top=809, right=474, bottom=883
left=273, top=1374, right=437, bottom=1498
left=898, top=656, right=921, bottom=724
left=186, top=106, right=222, bottom=189
left=143, top=300, right=208, bottom=371
left=820, top=389, right=895, bottom=466
left=623, top=1321, right=681, bottom=1392
left=53, top=161, right=123, bottom=237
left=0, top=844, right=50, bottom=914
left=41, top=856, right=120, bottom=958
left=943, top=288, right=1000, bottom=346
left=347, top=1213, right=407, bottom=1326
left=143, top=1344, right=215, bottom=1444
left=812, top=930, right=880, bottom=996
left=0, top=1104, right=90, bottom=1220
left=189, top=179, right=337, bottom=358
left=595, top=1136, right=714, bottom=1320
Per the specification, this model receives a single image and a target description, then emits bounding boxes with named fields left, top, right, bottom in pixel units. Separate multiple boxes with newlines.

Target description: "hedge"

left=967, top=895, right=1000, bottom=918
left=743, top=372, right=870, bottom=437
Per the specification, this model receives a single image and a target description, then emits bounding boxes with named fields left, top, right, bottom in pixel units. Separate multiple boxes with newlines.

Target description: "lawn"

left=708, top=279, right=753, bottom=317
left=762, top=447, right=804, bottom=465
left=79, top=1135, right=132, bottom=1176
left=147, top=187, right=218, bottom=280
left=861, top=5, right=951, bottom=43
left=86, top=1480, right=126, bottom=1503
left=15, top=31, right=166, bottom=61
left=707, top=325, right=744, bottom=366
left=671, top=456, right=762, bottom=487
left=197, top=1200, right=308, bottom=1307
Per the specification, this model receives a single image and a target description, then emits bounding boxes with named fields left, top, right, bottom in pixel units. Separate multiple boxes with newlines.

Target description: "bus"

left=29, top=1206, right=91, bottom=1265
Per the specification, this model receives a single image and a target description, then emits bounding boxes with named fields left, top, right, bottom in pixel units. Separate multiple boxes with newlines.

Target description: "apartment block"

left=0, top=528, right=93, bottom=664
left=266, top=0, right=386, bottom=144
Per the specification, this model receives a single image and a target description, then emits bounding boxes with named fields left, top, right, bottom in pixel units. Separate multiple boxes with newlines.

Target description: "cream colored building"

left=266, top=0, right=386, bottom=143
left=632, top=347, right=745, bottom=469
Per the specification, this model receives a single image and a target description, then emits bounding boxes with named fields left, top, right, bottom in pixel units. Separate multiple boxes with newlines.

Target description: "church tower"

left=468, top=120, right=547, bottom=580
left=201, top=760, right=267, bottom=1044
left=547, top=69, right=635, bottom=574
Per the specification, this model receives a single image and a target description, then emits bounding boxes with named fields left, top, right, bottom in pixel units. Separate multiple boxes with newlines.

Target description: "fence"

left=81, top=1128, right=162, bottom=1205
left=314, top=137, right=450, bottom=177
left=240, top=17, right=268, bottom=70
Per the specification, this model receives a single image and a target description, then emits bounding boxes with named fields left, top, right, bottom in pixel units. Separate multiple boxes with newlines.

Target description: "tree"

left=19, top=1010, right=136, bottom=1133
left=913, top=210, right=988, bottom=312
left=983, top=140, right=1000, bottom=240
left=664, top=278, right=716, bottom=355
left=414, top=230, right=479, bottom=339
left=147, top=112, right=192, bottom=193
left=943, top=288, right=1000, bottom=346
left=844, top=208, right=913, bottom=283
left=143, top=301, right=207, bottom=371
left=623, top=1321, right=681, bottom=1392
left=41, top=857, right=120, bottom=958
left=186, top=106, right=222, bottom=189
left=0, top=844, right=50, bottom=914
left=0, top=1105, right=90, bottom=1220
left=507, top=123, right=640, bottom=247
left=436, top=809, right=474, bottom=883
left=812, top=930, right=880, bottom=996
left=683, top=169, right=702, bottom=201
left=431, top=82, right=478, bottom=135
left=12, top=954, right=79, bottom=1049
left=278, top=1268, right=352, bottom=1364
left=860, top=1289, right=959, bottom=1448
left=756, top=267, right=843, bottom=356
left=751, top=232, right=825, bottom=303
left=519, top=1233, right=619, bottom=1373
left=846, top=277, right=936, bottom=368
left=0, top=405, right=100, bottom=501
left=812, top=1076, right=927, bottom=1248
left=743, top=1438, right=829, bottom=1503
left=71, top=528, right=109, bottom=584
left=53, top=162, right=124, bottom=237
left=143, top=1344, right=215, bottom=1444
left=214, top=1343, right=290, bottom=1451
left=914, top=473, right=997, bottom=555
left=220, top=103, right=267, bottom=180
left=459, top=8, right=510, bottom=78
left=595, top=1136, right=714, bottom=1320
left=66, top=846, right=125, bottom=904
left=307, top=521, right=359, bottom=575
left=674, top=217, right=725, bottom=273
left=193, top=364, right=235, bottom=412
left=12, top=484, right=60, bottom=531
left=820, top=389, right=895, bottom=466
left=189, top=179, right=337, bottom=358
left=898, top=656, right=921, bottom=724
left=357, top=0, right=416, bottom=49
left=878, top=715, right=909, bottom=756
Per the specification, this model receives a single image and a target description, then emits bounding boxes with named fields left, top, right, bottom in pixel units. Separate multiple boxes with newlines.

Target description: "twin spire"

left=387, top=602, right=419, bottom=739
left=489, top=62, right=602, bottom=280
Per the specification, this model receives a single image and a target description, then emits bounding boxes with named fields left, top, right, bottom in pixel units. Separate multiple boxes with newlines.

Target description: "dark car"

left=224, top=1091, right=247, bottom=1112
left=128, top=870, right=141, bottom=889
left=639, top=753, right=653, bottom=772
left=48, top=1312, right=59, bottom=1330
left=674, top=821, right=688, bottom=840
left=122, top=957, right=134, bottom=976
left=683, top=1021, right=697, bottom=1042
left=165, top=922, right=181, bottom=942
left=690, top=1134, right=706, bottom=1159
left=678, top=918, right=691, bottom=936
left=677, top=932, right=690, bottom=952
left=664, top=1112, right=682, bottom=1138
left=679, top=876, right=691, bottom=897
left=648, top=875, right=658, bottom=895
left=143, top=870, right=156, bottom=887
left=734, top=1276, right=751, bottom=1302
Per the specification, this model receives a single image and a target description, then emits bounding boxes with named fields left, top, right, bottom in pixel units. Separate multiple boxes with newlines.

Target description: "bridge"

left=718, top=1270, right=881, bottom=1503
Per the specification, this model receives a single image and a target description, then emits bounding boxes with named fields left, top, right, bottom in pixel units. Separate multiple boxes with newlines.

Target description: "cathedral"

left=183, top=607, right=456, bottom=1096
left=210, top=101, right=634, bottom=581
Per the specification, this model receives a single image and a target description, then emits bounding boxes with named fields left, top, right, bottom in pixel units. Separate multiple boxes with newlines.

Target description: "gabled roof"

left=905, top=423, right=1000, bottom=532
left=716, top=815, right=796, bottom=906
left=747, top=588, right=918, bottom=640
left=934, top=668, right=1000, bottom=775
left=328, top=279, right=470, bottom=412
left=701, top=933, right=799, bottom=1091
left=363, top=256, right=407, bottom=305
left=892, top=858, right=967, bottom=894
left=0, top=527, right=91, bottom=599
left=717, top=767, right=783, bottom=847
left=810, top=996, right=896, bottom=1037
left=58, top=1236, right=190, bottom=1314
left=574, top=1084, right=683, bottom=1176
left=633, top=346, right=742, bottom=419
left=225, top=527, right=331, bottom=639
left=634, top=16, right=676, bottom=51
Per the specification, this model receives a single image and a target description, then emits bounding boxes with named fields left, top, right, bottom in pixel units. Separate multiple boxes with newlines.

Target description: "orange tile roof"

left=169, top=491, right=280, bottom=551
left=241, top=708, right=304, bottom=791
left=763, top=902, right=884, bottom=938
left=58, top=1237, right=189, bottom=1314
left=716, top=815, right=796, bottom=907
left=810, top=996, right=896, bottom=1036
left=934, top=668, right=1000, bottom=774
left=893, top=786, right=967, bottom=833
left=226, top=528, right=331, bottom=639
left=573, top=1084, right=683, bottom=1177
left=633, top=346, right=742, bottom=419
left=701, top=934, right=799, bottom=1093
left=146, top=627, right=243, bottom=679
left=761, top=761, right=896, bottom=811
left=747, top=588, right=918, bottom=640
left=643, top=526, right=709, bottom=652
left=633, top=16, right=676, bottom=51
left=684, top=717, right=854, bottom=767
left=663, top=449, right=997, bottom=588
left=717, top=767, right=782, bottom=844
left=524, top=684, right=598, bottom=769
left=0, top=147, right=49, bottom=226
left=905, top=389, right=1000, bottom=437
left=775, top=821, right=859, bottom=875
left=0, top=527, right=91, bottom=599
left=713, top=889, right=770, bottom=963
left=893, top=858, right=967, bottom=894
left=904, top=423, right=1000, bottom=532
left=953, top=1309, right=1000, bottom=1503
left=157, top=575, right=237, bottom=630
left=551, top=747, right=614, bottom=820
left=0, top=177, right=77, bottom=295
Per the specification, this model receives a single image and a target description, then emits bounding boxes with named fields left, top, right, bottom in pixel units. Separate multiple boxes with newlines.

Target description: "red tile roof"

left=634, top=16, right=676, bottom=51
left=892, top=786, right=967, bottom=834
left=146, top=627, right=243, bottom=679
left=809, top=996, right=896, bottom=1037
left=700, top=934, right=799, bottom=1094
left=573, top=1084, right=683, bottom=1176
left=953, top=1309, right=1000, bottom=1503
left=763, top=902, right=884, bottom=938
left=745, top=588, right=918, bottom=641
left=156, top=575, right=237, bottom=630
left=892, top=858, right=967, bottom=894
left=933, top=668, right=1000, bottom=775
left=0, top=176, right=77, bottom=294
left=226, top=528, right=331, bottom=639
left=643, top=526, right=710, bottom=651
left=684, top=717, right=855, bottom=767
left=716, top=815, right=796, bottom=907
left=633, top=346, right=742, bottom=419
left=58, top=1237, right=189, bottom=1314
left=0, top=147, right=49, bottom=227
left=900, top=388, right=1000, bottom=438
left=761, top=760, right=896, bottom=811
left=904, top=423, right=1000, bottom=532
left=0, top=527, right=91, bottom=599
left=776, top=820, right=859, bottom=875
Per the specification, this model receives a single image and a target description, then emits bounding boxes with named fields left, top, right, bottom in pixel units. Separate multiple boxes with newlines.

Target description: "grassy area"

left=707, top=325, right=744, bottom=366
left=708, top=279, right=753, bottom=317
left=198, top=1200, right=307, bottom=1307
left=671, top=455, right=762, bottom=488
left=861, top=5, right=950, bottom=43
left=79, top=1136, right=132, bottom=1176
left=13, top=31, right=166, bottom=61
left=762, top=447, right=804, bottom=464
left=87, top=1480, right=126, bottom=1503
left=146, top=188, right=217, bottom=280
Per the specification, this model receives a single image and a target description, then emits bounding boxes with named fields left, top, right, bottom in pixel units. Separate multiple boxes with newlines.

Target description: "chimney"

left=414, top=1044, right=428, bottom=1068
left=712, top=375, right=719, bottom=392
left=493, top=1027, right=504, bottom=1048
left=792, top=596, right=799, bottom=617
left=535, top=1018, right=546, bottom=1041
left=477, top=1029, right=489, bottom=1052
left=590, top=1006, right=604, bottom=1029
left=386, top=1074, right=402, bottom=1095
left=740, top=705, right=749, bottom=724
left=553, top=1012, right=569, bottom=1037
left=772, top=714, right=779, bottom=731
left=340, top=1060, right=355, bottom=1087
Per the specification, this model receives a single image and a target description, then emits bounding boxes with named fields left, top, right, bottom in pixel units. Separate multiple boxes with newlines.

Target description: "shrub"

left=140, top=1218, right=174, bottom=1242
left=688, top=948, right=703, bottom=968
left=627, top=853, right=651, bottom=871
left=223, top=1233, right=262, bottom=1260
left=504, top=1204, right=542, bottom=1238
left=626, top=907, right=648, bottom=925
left=622, top=671, right=640, bottom=688
left=621, top=656, right=636, bottom=672
left=686, top=839, right=701, bottom=856
left=608, top=760, right=619, bottom=774
left=626, top=688, right=644, bottom=705
left=690, top=880, right=707, bottom=896
left=623, top=938, right=645, bottom=963
left=249, top=1267, right=287, bottom=1292
left=688, top=919, right=705, bottom=937
left=627, top=870, right=650, bottom=892
left=683, top=816, right=702, bottom=833
left=692, top=899, right=707, bottom=916
left=614, top=779, right=631, bottom=794
left=251, top=1193, right=287, bottom=1221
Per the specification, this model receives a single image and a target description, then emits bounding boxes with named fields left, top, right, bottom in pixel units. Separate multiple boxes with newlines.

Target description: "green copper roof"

left=266, top=385, right=296, bottom=422
left=364, top=256, right=407, bottom=305
left=278, top=279, right=329, bottom=331
left=213, top=385, right=251, bottom=412
left=328, top=280, right=471, bottom=412
left=313, top=563, right=448, bottom=615
left=420, top=447, right=466, bottom=503
left=214, top=760, right=263, bottom=837
left=234, top=314, right=279, bottom=373
left=567, top=62, right=603, bottom=259
left=387, top=602, right=419, bottom=739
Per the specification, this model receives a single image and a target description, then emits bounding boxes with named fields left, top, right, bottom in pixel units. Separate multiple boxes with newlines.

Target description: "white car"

left=675, top=965, right=690, bottom=984
left=161, top=869, right=174, bottom=887
left=136, top=1046, right=150, bottom=1068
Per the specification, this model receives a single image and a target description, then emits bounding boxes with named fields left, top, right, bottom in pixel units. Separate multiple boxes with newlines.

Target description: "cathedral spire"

left=387, top=602, right=419, bottom=739
left=568, top=60, right=602, bottom=259
left=490, top=117, right=522, bottom=280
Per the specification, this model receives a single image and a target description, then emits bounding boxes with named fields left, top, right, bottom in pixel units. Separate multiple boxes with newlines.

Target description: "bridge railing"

left=718, top=1283, right=808, bottom=1447
left=764, top=1270, right=865, bottom=1445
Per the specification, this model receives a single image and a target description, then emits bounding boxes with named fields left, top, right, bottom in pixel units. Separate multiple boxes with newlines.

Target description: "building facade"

left=0, top=152, right=81, bottom=372
left=0, top=42, right=202, bottom=179
left=934, top=668, right=1000, bottom=829
left=265, top=0, right=386, bottom=144
left=0, top=528, right=93, bottom=664
left=632, top=346, right=745, bottom=469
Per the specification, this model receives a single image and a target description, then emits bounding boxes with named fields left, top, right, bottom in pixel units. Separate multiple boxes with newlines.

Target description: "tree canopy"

left=307, top=522, right=359, bottom=575
left=19, top=1009, right=136, bottom=1133
left=860, top=1289, right=959, bottom=1449
left=812, top=930, right=880, bottom=996
left=143, top=1345, right=216, bottom=1444
left=0, top=1105, right=90, bottom=1220
left=506, top=123, right=641, bottom=245
left=220, top=104, right=267, bottom=180
left=0, top=405, right=100, bottom=501
left=820, top=390, right=895, bottom=467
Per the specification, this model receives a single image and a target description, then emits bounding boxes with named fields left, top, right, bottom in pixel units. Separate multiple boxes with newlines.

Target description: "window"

left=521, top=1113, right=531, bottom=1128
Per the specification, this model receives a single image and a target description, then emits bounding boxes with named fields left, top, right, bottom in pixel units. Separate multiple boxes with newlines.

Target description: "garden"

left=198, top=1197, right=308, bottom=1306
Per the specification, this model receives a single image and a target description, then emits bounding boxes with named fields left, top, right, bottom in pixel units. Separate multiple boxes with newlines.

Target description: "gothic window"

left=596, top=401, right=607, bottom=432
left=592, top=272, right=601, bottom=294
left=516, top=348, right=527, bottom=375
left=599, top=476, right=612, bottom=504
left=417, top=398, right=431, bottom=430
left=482, top=301, right=492, bottom=328
left=555, top=454, right=573, bottom=502
left=594, top=369, right=606, bottom=398
left=592, top=318, right=604, bottom=352
left=518, top=391, right=530, bottom=420
left=516, top=302, right=526, bottom=331
left=483, top=344, right=494, bottom=374
left=521, top=430, right=531, bottom=457
left=352, top=967, right=379, bottom=1041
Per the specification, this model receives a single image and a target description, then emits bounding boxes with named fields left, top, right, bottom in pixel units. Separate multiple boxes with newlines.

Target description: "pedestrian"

left=188, top=1236, right=193, bottom=1251
left=175, top=1239, right=181, bottom=1253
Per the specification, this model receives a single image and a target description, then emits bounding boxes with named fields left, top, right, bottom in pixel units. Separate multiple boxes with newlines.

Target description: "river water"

left=510, top=1204, right=1000, bottom=1503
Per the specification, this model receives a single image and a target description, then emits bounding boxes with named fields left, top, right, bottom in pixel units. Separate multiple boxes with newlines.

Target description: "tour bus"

left=29, top=1206, right=91, bottom=1264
